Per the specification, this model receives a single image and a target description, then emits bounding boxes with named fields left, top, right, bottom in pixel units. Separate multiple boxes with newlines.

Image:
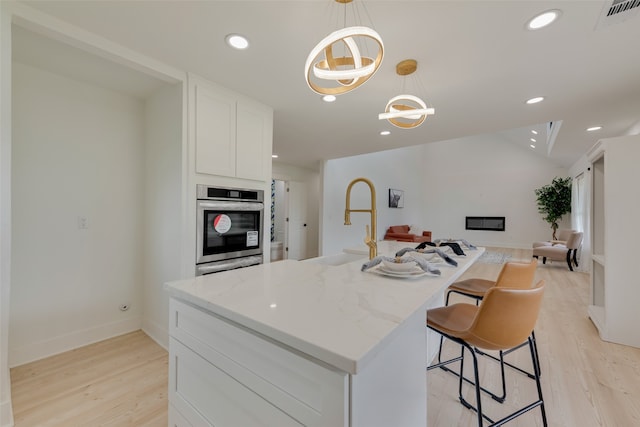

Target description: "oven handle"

left=197, top=201, right=264, bottom=211
left=196, top=255, right=263, bottom=276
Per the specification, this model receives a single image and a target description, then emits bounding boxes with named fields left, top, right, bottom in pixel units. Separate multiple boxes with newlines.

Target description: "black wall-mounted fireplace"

left=465, top=216, right=505, bottom=231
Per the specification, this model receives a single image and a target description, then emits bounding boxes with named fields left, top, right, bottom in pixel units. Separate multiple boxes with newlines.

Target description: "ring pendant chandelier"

left=305, top=0, right=384, bottom=96
left=378, top=59, right=435, bottom=129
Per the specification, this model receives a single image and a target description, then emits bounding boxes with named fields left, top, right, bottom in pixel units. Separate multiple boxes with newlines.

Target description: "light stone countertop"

left=165, top=241, right=484, bottom=374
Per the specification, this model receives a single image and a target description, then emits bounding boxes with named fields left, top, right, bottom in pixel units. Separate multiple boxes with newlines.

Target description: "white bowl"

left=381, top=259, right=417, bottom=272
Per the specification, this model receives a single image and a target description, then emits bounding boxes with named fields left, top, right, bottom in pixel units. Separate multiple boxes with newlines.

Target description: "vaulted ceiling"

left=17, top=0, right=640, bottom=169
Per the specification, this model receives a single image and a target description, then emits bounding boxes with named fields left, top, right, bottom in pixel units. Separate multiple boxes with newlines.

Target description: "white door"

left=286, top=181, right=308, bottom=260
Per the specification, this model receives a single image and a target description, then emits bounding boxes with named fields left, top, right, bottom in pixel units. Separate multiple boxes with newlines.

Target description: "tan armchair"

left=532, top=228, right=575, bottom=249
left=533, top=231, right=583, bottom=271
left=383, top=225, right=432, bottom=243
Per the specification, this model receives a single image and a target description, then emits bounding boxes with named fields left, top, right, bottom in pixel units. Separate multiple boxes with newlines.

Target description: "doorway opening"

left=270, top=179, right=310, bottom=261
left=271, top=180, right=286, bottom=261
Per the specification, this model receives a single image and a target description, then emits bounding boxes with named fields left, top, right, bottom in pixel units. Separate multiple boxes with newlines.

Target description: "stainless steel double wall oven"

left=196, top=185, right=264, bottom=276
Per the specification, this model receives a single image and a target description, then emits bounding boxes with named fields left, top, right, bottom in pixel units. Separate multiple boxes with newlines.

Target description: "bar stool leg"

left=531, top=330, right=542, bottom=376
left=437, top=291, right=508, bottom=404
left=529, top=337, right=548, bottom=427
left=439, top=336, right=546, bottom=427
left=456, top=342, right=486, bottom=427
left=488, top=338, right=548, bottom=427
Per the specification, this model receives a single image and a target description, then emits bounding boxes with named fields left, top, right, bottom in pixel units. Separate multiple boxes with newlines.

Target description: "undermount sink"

left=303, top=252, right=367, bottom=266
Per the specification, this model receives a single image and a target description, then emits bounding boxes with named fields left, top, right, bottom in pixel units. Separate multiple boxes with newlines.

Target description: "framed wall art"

left=389, top=189, right=404, bottom=208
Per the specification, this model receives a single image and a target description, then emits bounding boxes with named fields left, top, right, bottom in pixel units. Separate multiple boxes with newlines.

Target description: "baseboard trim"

left=9, top=316, right=142, bottom=368
left=142, top=318, right=168, bottom=351
left=1, top=398, right=14, bottom=427
left=474, top=241, right=534, bottom=250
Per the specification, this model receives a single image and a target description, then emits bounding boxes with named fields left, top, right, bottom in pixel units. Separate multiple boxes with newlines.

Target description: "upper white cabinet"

left=190, top=74, right=273, bottom=181
left=587, top=134, right=640, bottom=349
left=194, top=83, right=236, bottom=177
left=236, top=101, right=271, bottom=181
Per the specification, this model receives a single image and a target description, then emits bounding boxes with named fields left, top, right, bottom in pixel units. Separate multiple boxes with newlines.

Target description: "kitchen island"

left=165, top=241, right=484, bottom=426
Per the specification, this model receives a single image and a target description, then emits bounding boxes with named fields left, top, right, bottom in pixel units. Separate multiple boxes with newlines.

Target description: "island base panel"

left=169, top=298, right=349, bottom=426
left=351, top=306, right=428, bottom=426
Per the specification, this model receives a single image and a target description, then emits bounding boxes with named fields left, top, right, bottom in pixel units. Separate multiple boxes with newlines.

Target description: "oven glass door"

left=197, top=201, right=263, bottom=263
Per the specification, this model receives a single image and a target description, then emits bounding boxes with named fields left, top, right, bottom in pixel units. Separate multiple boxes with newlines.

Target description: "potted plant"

left=534, top=176, right=572, bottom=240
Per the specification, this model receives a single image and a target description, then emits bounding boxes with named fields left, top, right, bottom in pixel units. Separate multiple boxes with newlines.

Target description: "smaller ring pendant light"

left=378, top=59, right=435, bottom=129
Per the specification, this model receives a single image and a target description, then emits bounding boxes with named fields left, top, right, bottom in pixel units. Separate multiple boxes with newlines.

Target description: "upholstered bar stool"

left=438, top=259, right=540, bottom=402
left=445, top=259, right=537, bottom=305
left=427, top=282, right=548, bottom=427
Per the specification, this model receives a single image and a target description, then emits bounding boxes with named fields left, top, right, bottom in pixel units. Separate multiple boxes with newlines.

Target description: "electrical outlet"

left=119, top=304, right=130, bottom=311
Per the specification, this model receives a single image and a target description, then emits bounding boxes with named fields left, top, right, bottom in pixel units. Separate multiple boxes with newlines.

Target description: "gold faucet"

left=344, top=177, right=377, bottom=260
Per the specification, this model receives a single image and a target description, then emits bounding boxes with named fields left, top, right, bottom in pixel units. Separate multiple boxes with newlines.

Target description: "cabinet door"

left=194, top=83, right=236, bottom=177
left=171, top=338, right=304, bottom=427
left=236, top=100, right=269, bottom=181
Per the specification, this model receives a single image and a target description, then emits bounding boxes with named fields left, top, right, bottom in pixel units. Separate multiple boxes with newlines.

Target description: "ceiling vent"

left=606, top=0, right=640, bottom=16
left=595, top=0, right=640, bottom=29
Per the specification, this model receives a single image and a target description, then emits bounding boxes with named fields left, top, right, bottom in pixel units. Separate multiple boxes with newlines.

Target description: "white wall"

left=625, top=119, right=640, bottom=135
left=0, top=4, right=188, bottom=421
left=569, top=154, right=590, bottom=178
left=420, top=134, right=569, bottom=247
left=321, top=135, right=570, bottom=254
left=9, top=62, right=145, bottom=366
left=0, top=4, right=14, bottom=425
left=321, top=145, right=425, bottom=256
left=142, top=83, right=183, bottom=349
left=273, top=161, right=320, bottom=259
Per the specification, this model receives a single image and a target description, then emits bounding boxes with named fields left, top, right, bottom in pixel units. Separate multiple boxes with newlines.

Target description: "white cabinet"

left=168, top=298, right=349, bottom=427
left=236, top=100, right=271, bottom=180
left=190, top=74, right=272, bottom=181
left=587, top=135, right=640, bottom=348
left=194, top=84, right=236, bottom=177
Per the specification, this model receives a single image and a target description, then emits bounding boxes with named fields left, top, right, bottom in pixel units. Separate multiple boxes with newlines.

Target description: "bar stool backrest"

left=494, top=259, right=537, bottom=289
left=462, top=280, right=545, bottom=351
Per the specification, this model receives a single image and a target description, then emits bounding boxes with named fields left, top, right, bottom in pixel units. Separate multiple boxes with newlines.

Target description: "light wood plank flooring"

left=10, top=330, right=167, bottom=427
left=10, top=247, right=640, bottom=426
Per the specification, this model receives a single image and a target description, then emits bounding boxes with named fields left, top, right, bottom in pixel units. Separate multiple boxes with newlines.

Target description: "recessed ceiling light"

left=531, top=130, right=538, bottom=135
left=527, top=10, right=561, bottom=30
left=530, top=138, right=536, bottom=143
left=272, top=154, right=278, bottom=158
left=380, top=130, right=391, bottom=136
left=322, top=95, right=336, bottom=103
left=587, top=126, right=603, bottom=132
left=225, top=34, right=249, bottom=50
left=526, top=96, right=545, bottom=104
left=530, top=144, right=536, bottom=149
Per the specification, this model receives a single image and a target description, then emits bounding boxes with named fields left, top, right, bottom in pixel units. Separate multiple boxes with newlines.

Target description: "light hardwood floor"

left=10, top=248, right=640, bottom=426
left=10, top=330, right=167, bottom=426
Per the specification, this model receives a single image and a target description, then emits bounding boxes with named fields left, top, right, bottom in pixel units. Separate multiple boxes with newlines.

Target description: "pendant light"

left=305, top=0, right=384, bottom=96
left=378, top=59, right=435, bottom=129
